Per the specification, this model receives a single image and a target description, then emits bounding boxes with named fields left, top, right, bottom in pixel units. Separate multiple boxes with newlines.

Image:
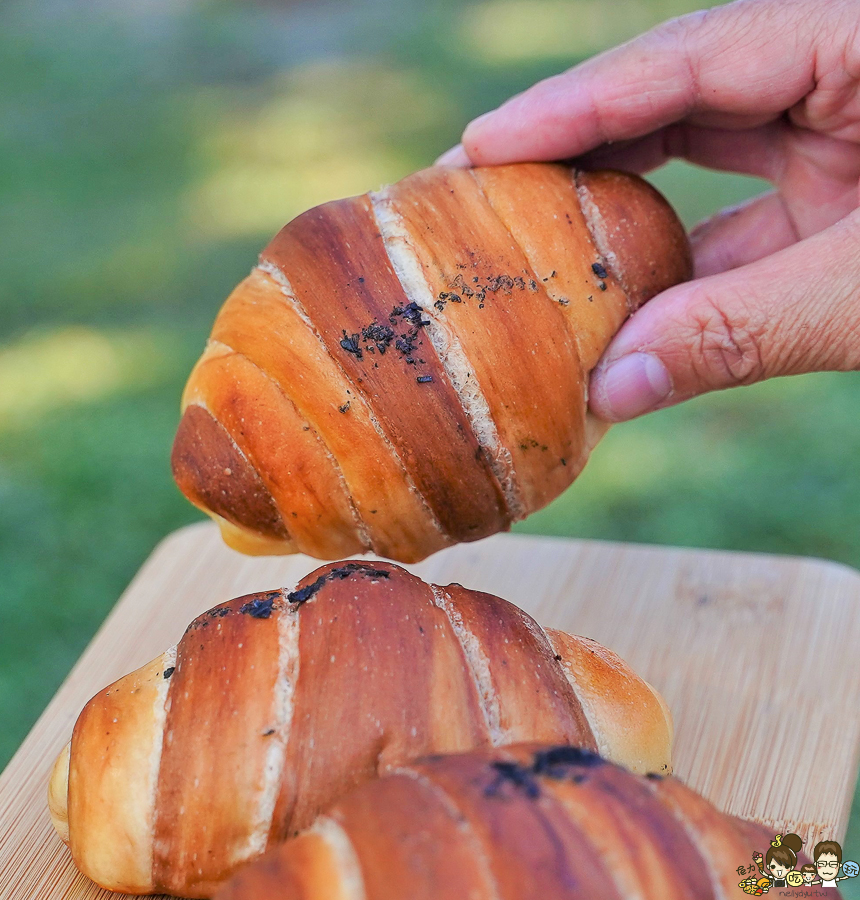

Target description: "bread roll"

left=172, top=164, right=691, bottom=562
left=217, top=742, right=774, bottom=900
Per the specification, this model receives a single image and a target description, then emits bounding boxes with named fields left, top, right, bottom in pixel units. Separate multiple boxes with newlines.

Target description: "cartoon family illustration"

left=737, top=834, right=859, bottom=894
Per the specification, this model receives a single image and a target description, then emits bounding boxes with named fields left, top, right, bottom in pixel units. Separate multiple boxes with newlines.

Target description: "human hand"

left=437, top=0, right=860, bottom=421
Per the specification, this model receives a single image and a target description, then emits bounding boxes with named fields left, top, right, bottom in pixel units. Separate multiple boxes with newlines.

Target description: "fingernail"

left=434, top=144, right=471, bottom=167
left=595, top=353, right=672, bottom=420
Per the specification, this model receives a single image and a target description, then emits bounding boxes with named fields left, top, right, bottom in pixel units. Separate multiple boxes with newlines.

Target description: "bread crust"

left=472, top=163, right=629, bottom=373
left=67, top=652, right=173, bottom=893
left=182, top=343, right=364, bottom=560
left=387, top=166, right=585, bottom=516
left=546, top=629, right=673, bottom=775
left=172, top=404, right=290, bottom=544
left=262, top=195, right=509, bottom=543
left=210, top=268, right=448, bottom=562
left=152, top=594, right=288, bottom=897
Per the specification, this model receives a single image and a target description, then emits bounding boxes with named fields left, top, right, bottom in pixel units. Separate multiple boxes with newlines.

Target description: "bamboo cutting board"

left=2, top=522, right=860, bottom=899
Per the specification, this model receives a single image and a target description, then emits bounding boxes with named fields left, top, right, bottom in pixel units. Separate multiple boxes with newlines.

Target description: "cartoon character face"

left=803, top=871, right=816, bottom=883
left=768, top=861, right=788, bottom=879
left=816, top=852, right=840, bottom=881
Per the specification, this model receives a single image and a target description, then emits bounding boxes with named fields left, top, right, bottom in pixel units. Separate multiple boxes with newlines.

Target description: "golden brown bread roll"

left=216, top=743, right=776, bottom=900
left=172, top=164, right=691, bottom=562
left=48, top=561, right=672, bottom=898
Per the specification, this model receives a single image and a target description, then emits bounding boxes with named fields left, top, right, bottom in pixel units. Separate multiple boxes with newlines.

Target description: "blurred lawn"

left=2, top=0, right=859, bottom=887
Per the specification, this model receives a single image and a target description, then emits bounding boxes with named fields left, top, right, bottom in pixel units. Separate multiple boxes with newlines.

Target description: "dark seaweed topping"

left=485, top=761, right=541, bottom=799
left=286, top=562, right=391, bottom=606
left=591, top=262, right=608, bottom=279
left=416, top=375, right=433, bottom=384
left=328, top=302, right=430, bottom=372
left=554, top=654, right=562, bottom=661
left=646, top=772, right=664, bottom=781
left=288, top=575, right=327, bottom=605
left=361, top=321, right=395, bottom=354
left=483, top=746, right=605, bottom=800
left=395, top=333, right=418, bottom=355
left=392, top=301, right=429, bottom=327
left=163, top=667, right=175, bottom=680
left=206, top=607, right=232, bottom=618
left=435, top=290, right=464, bottom=312
left=240, top=596, right=276, bottom=619
left=340, top=331, right=362, bottom=359
left=533, top=745, right=603, bottom=774
left=598, top=281, right=607, bottom=291
left=328, top=562, right=391, bottom=580
left=263, top=728, right=276, bottom=736
left=338, top=402, right=351, bottom=413
left=519, top=438, right=547, bottom=452
left=484, top=274, right=515, bottom=293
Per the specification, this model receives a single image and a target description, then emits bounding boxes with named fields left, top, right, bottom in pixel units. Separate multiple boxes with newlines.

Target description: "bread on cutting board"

left=48, top=561, right=672, bottom=897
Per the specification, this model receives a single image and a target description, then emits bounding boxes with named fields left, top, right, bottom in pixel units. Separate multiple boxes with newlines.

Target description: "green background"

left=2, top=0, right=858, bottom=889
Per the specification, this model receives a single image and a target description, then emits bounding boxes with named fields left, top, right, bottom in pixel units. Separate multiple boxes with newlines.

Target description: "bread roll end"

left=576, top=169, right=692, bottom=311
left=171, top=404, right=293, bottom=548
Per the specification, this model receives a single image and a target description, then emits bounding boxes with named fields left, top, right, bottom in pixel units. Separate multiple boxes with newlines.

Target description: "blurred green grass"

left=2, top=0, right=859, bottom=886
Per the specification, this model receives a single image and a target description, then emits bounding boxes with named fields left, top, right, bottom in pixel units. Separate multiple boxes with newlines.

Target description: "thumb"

left=589, top=209, right=860, bottom=422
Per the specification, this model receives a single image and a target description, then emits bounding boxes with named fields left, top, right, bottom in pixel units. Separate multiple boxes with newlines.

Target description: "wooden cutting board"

left=2, top=522, right=860, bottom=899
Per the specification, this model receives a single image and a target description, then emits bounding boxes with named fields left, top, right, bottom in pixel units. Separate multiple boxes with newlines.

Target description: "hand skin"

left=436, top=0, right=860, bottom=421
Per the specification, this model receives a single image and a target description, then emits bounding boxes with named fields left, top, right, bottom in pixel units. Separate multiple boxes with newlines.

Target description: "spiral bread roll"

left=172, top=164, right=692, bottom=562
left=48, top=561, right=672, bottom=897
left=217, top=743, right=775, bottom=900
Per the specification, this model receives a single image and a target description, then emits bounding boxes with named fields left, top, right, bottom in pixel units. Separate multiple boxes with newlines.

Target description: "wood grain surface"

left=2, top=522, right=860, bottom=899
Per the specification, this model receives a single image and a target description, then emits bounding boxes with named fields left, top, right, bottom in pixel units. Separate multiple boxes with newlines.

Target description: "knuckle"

left=685, top=288, right=768, bottom=387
